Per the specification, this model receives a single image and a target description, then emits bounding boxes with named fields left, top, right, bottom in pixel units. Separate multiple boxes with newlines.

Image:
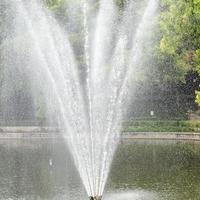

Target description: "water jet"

left=0, top=0, right=159, bottom=198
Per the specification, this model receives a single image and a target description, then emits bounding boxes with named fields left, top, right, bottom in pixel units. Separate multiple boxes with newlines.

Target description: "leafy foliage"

left=158, top=0, right=200, bottom=82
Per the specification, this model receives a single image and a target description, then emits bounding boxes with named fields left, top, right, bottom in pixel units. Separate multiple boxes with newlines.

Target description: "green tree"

left=157, top=0, right=200, bottom=82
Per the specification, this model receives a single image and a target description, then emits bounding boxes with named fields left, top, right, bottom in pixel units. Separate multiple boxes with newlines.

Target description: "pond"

left=0, top=139, right=200, bottom=200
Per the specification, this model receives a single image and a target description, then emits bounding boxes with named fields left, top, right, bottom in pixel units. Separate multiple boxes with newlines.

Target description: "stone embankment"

left=0, top=127, right=60, bottom=139
left=123, top=132, right=200, bottom=141
left=0, top=127, right=200, bottom=141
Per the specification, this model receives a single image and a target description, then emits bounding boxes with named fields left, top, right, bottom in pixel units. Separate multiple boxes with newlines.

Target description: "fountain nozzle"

left=89, top=196, right=102, bottom=200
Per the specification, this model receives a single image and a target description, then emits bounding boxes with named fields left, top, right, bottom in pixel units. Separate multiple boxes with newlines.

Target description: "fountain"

left=89, top=196, right=102, bottom=200
left=0, top=0, right=158, bottom=199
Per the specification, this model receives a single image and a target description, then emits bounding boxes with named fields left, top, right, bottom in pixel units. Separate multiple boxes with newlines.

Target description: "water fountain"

left=0, top=0, right=158, bottom=199
left=89, top=196, right=102, bottom=200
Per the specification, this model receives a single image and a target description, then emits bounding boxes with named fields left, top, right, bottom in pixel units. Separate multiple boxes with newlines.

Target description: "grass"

left=123, top=120, right=200, bottom=133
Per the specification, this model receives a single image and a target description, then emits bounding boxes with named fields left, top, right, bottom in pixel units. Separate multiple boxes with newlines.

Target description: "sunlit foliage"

left=158, top=0, right=200, bottom=81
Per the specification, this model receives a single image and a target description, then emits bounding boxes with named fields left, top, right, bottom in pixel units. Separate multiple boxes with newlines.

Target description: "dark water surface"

left=0, top=139, right=200, bottom=200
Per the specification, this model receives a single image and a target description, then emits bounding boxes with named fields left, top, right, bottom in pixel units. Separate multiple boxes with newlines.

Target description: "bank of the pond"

left=123, top=132, right=200, bottom=141
left=0, top=127, right=59, bottom=139
left=123, top=120, right=200, bottom=132
left=0, top=126, right=200, bottom=141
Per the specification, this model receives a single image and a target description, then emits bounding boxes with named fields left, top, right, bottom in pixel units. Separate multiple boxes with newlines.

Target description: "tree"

left=157, top=0, right=200, bottom=82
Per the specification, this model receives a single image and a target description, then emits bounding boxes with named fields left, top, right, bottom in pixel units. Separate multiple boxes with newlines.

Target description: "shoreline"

left=0, top=127, right=199, bottom=141
left=122, top=132, right=200, bottom=141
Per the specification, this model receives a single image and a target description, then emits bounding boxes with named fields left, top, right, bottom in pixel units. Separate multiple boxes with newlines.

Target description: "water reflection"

left=109, top=140, right=200, bottom=200
left=0, top=139, right=200, bottom=199
left=0, top=139, right=86, bottom=200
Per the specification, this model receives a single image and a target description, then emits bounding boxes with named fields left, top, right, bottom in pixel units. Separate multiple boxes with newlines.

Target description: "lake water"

left=0, top=139, right=199, bottom=200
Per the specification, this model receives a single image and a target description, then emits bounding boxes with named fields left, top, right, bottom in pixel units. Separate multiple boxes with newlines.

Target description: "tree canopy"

left=157, top=0, right=200, bottom=82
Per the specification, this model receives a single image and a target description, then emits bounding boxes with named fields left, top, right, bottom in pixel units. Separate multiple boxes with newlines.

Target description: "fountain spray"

left=3, top=0, right=159, bottom=199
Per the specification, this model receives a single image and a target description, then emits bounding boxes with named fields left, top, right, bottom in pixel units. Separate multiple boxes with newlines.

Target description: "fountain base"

left=89, top=196, right=102, bottom=200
